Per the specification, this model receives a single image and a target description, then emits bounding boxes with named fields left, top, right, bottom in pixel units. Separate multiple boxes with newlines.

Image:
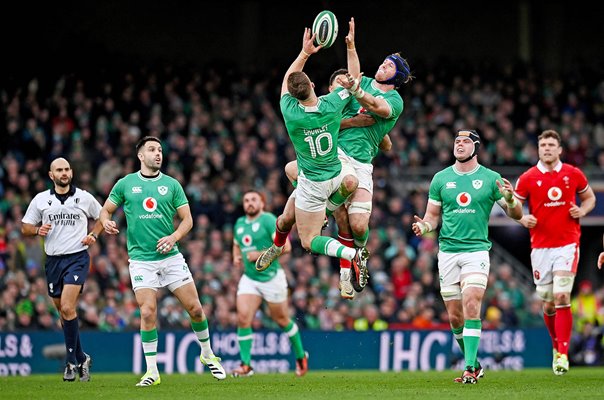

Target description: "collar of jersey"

left=299, top=98, right=321, bottom=112
left=137, top=171, right=163, bottom=181
left=537, top=160, right=562, bottom=173
left=452, top=164, right=480, bottom=176
left=50, top=185, right=76, bottom=196
left=371, top=79, right=386, bottom=93
left=245, top=212, right=263, bottom=224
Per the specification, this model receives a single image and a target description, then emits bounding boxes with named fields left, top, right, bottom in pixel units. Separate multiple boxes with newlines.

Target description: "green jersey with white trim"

left=280, top=87, right=352, bottom=181
left=338, top=77, right=404, bottom=163
left=108, top=172, right=189, bottom=261
left=429, top=165, right=504, bottom=253
left=233, top=212, right=280, bottom=282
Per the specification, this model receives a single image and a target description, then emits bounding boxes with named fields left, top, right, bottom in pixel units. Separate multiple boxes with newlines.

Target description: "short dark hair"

left=329, top=68, right=348, bottom=87
left=136, top=136, right=161, bottom=153
left=538, top=130, right=561, bottom=145
left=287, top=72, right=312, bottom=100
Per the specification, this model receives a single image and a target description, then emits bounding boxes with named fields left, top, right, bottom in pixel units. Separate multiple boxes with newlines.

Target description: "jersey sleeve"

left=574, top=166, right=589, bottom=193
left=428, top=174, right=443, bottom=206
left=324, top=87, right=352, bottom=114
left=279, top=93, right=296, bottom=114
left=22, top=195, right=42, bottom=225
left=84, top=192, right=103, bottom=219
left=514, top=172, right=529, bottom=200
left=108, top=178, right=125, bottom=206
left=381, top=88, right=404, bottom=120
left=172, top=181, right=189, bottom=208
left=492, top=172, right=504, bottom=201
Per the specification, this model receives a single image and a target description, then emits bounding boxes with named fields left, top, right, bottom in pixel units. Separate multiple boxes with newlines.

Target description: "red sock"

left=543, top=312, right=557, bottom=351
left=338, top=233, right=354, bottom=269
left=555, top=305, right=572, bottom=356
left=274, top=218, right=290, bottom=247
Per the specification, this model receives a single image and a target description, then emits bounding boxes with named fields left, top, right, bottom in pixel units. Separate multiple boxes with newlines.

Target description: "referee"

left=21, top=158, right=103, bottom=382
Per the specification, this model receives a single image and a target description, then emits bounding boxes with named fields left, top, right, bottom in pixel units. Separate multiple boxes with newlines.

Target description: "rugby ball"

left=312, top=10, right=338, bottom=49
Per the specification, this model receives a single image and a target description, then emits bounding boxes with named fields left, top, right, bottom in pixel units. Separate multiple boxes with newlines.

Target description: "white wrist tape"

left=419, top=221, right=433, bottom=235
left=506, top=197, right=518, bottom=208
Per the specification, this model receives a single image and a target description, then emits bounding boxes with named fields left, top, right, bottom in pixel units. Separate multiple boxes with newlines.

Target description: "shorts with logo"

left=237, top=268, right=288, bottom=303
left=129, top=253, right=193, bottom=292
left=45, top=250, right=90, bottom=298
left=530, top=243, right=579, bottom=285
left=437, top=250, right=490, bottom=288
left=295, top=161, right=356, bottom=213
left=338, top=148, right=373, bottom=194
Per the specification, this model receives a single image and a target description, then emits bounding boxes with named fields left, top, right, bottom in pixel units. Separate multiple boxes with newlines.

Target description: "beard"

left=145, top=158, right=162, bottom=172
left=245, top=207, right=260, bottom=218
left=53, top=176, right=72, bottom=187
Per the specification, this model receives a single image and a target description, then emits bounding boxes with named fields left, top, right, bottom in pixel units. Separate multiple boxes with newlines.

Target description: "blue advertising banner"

left=0, top=328, right=551, bottom=376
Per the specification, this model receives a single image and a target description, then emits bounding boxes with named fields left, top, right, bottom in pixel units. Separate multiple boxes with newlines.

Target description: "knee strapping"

left=440, top=285, right=462, bottom=301
left=461, top=274, right=488, bottom=293
left=536, top=283, right=554, bottom=301
left=553, top=275, right=575, bottom=294
left=348, top=201, right=372, bottom=214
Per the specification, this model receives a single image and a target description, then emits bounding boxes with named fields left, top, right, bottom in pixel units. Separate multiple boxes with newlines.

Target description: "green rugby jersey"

left=428, top=165, right=504, bottom=253
left=338, top=77, right=404, bottom=163
left=233, top=212, right=280, bottom=282
left=108, top=172, right=188, bottom=261
left=280, top=87, right=352, bottom=181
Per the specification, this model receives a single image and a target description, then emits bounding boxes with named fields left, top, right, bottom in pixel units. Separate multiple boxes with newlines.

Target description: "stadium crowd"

left=1, top=59, right=603, bottom=363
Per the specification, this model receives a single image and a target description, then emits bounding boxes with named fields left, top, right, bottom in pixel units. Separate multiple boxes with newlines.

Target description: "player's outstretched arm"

left=412, top=202, right=441, bottom=237
left=346, top=18, right=360, bottom=77
left=497, top=178, right=523, bottom=220
left=281, top=28, right=321, bottom=97
left=337, top=73, right=391, bottom=118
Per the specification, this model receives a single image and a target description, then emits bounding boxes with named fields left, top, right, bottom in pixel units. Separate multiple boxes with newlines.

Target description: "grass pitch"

left=1, top=368, right=602, bottom=400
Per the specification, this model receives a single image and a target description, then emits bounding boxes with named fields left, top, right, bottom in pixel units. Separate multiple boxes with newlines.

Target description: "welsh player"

left=255, top=27, right=369, bottom=276
left=231, top=190, right=307, bottom=378
left=99, top=136, right=226, bottom=386
left=514, top=129, right=596, bottom=375
left=412, top=130, right=523, bottom=384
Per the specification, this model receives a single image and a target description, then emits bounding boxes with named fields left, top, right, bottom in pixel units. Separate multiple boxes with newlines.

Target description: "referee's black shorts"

left=45, top=250, right=90, bottom=298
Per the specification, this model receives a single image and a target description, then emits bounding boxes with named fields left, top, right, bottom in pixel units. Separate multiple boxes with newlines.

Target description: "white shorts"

left=530, top=243, right=579, bottom=285
left=237, top=269, right=288, bottom=303
left=129, top=253, right=193, bottom=292
left=437, top=250, right=490, bottom=287
left=295, top=162, right=356, bottom=213
left=338, top=148, right=373, bottom=194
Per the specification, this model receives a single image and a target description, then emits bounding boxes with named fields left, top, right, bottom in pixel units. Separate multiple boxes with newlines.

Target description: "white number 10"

left=304, top=132, right=333, bottom=158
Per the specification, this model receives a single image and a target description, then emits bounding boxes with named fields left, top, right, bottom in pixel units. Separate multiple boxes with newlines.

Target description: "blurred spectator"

left=1, top=60, right=603, bottom=333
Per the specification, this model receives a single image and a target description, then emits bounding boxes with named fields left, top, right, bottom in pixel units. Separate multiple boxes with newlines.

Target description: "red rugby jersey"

left=514, top=161, right=589, bottom=249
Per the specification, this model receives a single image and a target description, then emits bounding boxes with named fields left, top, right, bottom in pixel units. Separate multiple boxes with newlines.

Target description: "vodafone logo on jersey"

left=456, top=192, right=472, bottom=207
left=143, top=197, right=158, bottom=212
left=242, top=234, right=252, bottom=247
left=544, top=186, right=566, bottom=208
left=547, top=187, right=562, bottom=201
